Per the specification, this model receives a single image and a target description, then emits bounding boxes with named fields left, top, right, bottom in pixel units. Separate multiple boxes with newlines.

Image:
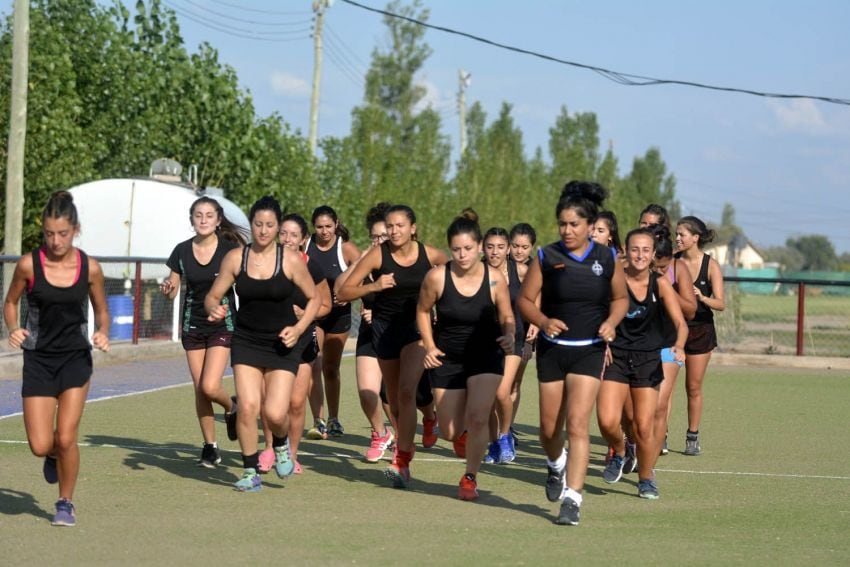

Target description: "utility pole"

left=457, top=70, right=471, bottom=159
left=308, top=0, right=330, bottom=156
left=3, top=0, right=29, bottom=303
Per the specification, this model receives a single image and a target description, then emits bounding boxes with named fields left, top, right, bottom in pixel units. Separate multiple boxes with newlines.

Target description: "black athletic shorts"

left=181, top=329, right=232, bottom=351
left=356, top=321, right=376, bottom=358
left=317, top=307, right=351, bottom=335
left=371, top=318, right=420, bottom=360
left=428, top=352, right=504, bottom=390
left=603, top=348, right=663, bottom=388
left=22, top=349, right=92, bottom=398
left=300, top=328, right=320, bottom=364
left=685, top=322, right=717, bottom=355
left=536, top=339, right=607, bottom=383
left=380, top=373, right=434, bottom=406
left=231, top=331, right=300, bottom=374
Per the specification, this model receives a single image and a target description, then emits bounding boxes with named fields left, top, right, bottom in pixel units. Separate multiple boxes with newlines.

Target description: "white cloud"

left=768, top=99, right=827, bottom=135
left=413, top=80, right=451, bottom=114
left=270, top=71, right=311, bottom=98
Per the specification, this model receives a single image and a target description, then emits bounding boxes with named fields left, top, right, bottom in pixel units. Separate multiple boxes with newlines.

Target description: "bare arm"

left=674, top=260, right=697, bottom=320
left=490, top=269, right=515, bottom=354
left=416, top=266, right=445, bottom=369
left=205, top=248, right=241, bottom=321
left=598, top=263, right=628, bottom=342
left=425, top=244, right=449, bottom=267
left=658, top=277, right=687, bottom=361
left=281, top=251, right=319, bottom=347
left=697, top=258, right=726, bottom=312
left=4, top=256, right=32, bottom=349
left=159, top=270, right=182, bottom=300
left=88, top=259, right=111, bottom=352
left=336, top=246, right=390, bottom=302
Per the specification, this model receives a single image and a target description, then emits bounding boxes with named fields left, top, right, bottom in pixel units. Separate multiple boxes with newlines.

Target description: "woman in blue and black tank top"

left=417, top=211, right=514, bottom=501
left=337, top=204, right=447, bottom=489
left=4, top=191, right=110, bottom=527
left=305, top=205, right=361, bottom=438
left=675, top=216, right=725, bottom=457
left=205, top=196, right=320, bottom=493
left=518, top=181, right=628, bottom=527
left=161, top=197, right=245, bottom=469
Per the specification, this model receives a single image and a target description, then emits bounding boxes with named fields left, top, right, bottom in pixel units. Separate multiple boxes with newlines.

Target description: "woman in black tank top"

left=205, top=197, right=320, bottom=493
left=4, top=191, right=110, bottom=527
left=674, top=216, right=725, bottom=457
left=417, top=212, right=514, bottom=500
left=306, top=205, right=361, bottom=438
left=337, top=204, right=447, bottom=489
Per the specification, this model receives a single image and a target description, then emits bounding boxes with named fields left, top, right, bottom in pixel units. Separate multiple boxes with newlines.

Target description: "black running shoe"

left=43, top=455, right=58, bottom=485
left=555, top=496, right=580, bottom=526
left=197, top=443, right=221, bottom=468
left=225, top=396, right=238, bottom=442
left=545, top=464, right=566, bottom=502
left=684, top=432, right=701, bottom=456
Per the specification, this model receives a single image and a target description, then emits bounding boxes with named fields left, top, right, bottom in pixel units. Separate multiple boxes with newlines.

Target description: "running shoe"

left=366, top=428, right=394, bottom=463
left=545, top=464, right=566, bottom=502
left=483, top=440, right=501, bottom=464
left=328, top=417, right=344, bottom=438
left=497, top=433, right=516, bottom=464
left=660, top=433, right=669, bottom=456
left=422, top=416, right=438, bottom=448
left=603, top=454, right=625, bottom=484
left=234, top=468, right=262, bottom=492
left=510, top=425, right=520, bottom=447
left=605, top=445, right=615, bottom=464
left=638, top=479, right=659, bottom=500
left=384, top=462, right=411, bottom=489
left=257, top=448, right=275, bottom=473
left=293, top=460, right=303, bottom=475
left=225, top=396, right=238, bottom=442
left=452, top=431, right=467, bottom=459
left=623, top=442, right=638, bottom=474
left=684, top=432, right=701, bottom=456
left=197, top=443, right=221, bottom=468
left=51, top=499, right=76, bottom=527
left=43, top=455, right=58, bottom=485
left=274, top=442, right=295, bottom=478
left=307, top=418, right=328, bottom=440
left=458, top=474, right=479, bottom=501
left=555, top=496, right=580, bottom=526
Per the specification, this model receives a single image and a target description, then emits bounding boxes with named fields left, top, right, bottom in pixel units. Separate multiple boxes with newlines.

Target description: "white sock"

left=564, top=487, right=583, bottom=506
left=546, top=448, right=567, bottom=471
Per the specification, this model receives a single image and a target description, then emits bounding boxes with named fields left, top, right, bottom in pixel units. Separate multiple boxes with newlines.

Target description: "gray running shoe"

left=684, top=433, right=701, bottom=456
left=623, top=442, right=638, bottom=474
left=603, top=454, right=625, bottom=484
left=555, top=496, right=580, bottom=526
left=638, top=479, right=659, bottom=500
left=328, top=417, right=344, bottom=437
left=51, top=499, right=76, bottom=527
left=545, top=464, right=566, bottom=502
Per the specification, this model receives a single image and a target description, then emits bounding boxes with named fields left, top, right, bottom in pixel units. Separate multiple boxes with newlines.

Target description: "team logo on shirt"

left=591, top=260, right=603, bottom=276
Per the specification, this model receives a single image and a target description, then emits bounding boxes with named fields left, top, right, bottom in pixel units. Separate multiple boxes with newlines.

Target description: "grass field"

left=1, top=359, right=849, bottom=565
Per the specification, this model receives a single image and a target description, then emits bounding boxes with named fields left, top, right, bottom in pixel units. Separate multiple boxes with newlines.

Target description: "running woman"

left=160, top=197, right=245, bottom=468
left=675, top=216, right=725, bottom=455
left=518, top=181, right=628, bottom=526
left=336, top=204, right=447, bottom=488
left=4, top=191, right=110, bottom=526
left=304, top=205, right=360, bottom=439
left=591, top=211, right=624, bottom=258
left=417, top=211, right=514, bottom=500
left=597, top=228, right=688, bottom=499
left=205, top=196, right=319, bottom=492
left=482, top=227, right=527, bottom=464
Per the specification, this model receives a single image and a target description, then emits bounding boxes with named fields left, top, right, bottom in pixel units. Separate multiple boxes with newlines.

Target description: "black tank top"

left=435, top=263, right=500, bottom=358
left=506, top=258, right=526, bottom=341
left=688, top=253, right=714, bottom=326
left=23, top=248, right=91, bottom=352
left=372, top=241, right=432, bottom=324
left=614, top=272, right=665, bottom=351
left=306, top=236, right=349, bottom=318
left=234, top=245, right=297, bottom=336
left=660, top=259, right=680, bottom=347
left=539, top=240, right=615, bottom=340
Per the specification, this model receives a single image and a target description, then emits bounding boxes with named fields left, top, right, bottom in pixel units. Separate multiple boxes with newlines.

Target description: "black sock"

left=272, top=435, right=288, bottom=449
left=242, top=452, right=259, bottom=470
left=687, top=429, right=699, bottom=437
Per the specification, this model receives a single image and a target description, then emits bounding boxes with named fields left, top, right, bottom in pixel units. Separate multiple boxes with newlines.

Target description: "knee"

left=597, top=413, right=621, bottom=437
left=200, top=381, right=220, bottom=400
left=54, top=430, right=78, bottom=455
left=566, top=416, right=588, bottom=439
left=238, top=399, right=260, bottom=421
left=28, top=438, right=53, bottom=458
left=465, top=412, right=488, bottom=433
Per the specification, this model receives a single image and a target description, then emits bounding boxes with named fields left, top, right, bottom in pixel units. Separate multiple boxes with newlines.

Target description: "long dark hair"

left=677, top=215, right=715, bottom=249
left=190, top=196, right=247, bottom=245
left=312, top=205, right=350, bottom=242
left=595, top=211, right=623, bottom=253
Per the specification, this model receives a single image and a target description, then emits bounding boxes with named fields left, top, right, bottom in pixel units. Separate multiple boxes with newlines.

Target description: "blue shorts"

left=660, top=347, right=684, bottom=367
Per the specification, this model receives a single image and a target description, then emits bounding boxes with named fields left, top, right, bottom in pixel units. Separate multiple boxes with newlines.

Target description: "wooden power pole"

left=308, top=0, right=330, bottom=156
left=458, top=70, right=471, bottom=159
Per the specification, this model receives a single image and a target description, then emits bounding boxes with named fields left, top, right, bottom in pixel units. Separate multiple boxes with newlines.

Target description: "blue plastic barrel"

left=107, top=295, right=134, bottom=341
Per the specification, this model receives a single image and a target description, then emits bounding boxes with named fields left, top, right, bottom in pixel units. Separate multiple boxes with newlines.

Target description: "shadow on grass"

left=82, top=434, right=283, bottom=490
left=0, top=488, right=52, bottom=520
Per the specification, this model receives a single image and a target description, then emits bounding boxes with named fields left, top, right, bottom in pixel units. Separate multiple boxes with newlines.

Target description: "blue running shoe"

left=623, top=442, right=637, bottom=474
left=483, top=440, right=500, bottom=464
left=274, top=443, right=295, bottom=478
left=234, top=468, right=262, bottom=492
left=555, top=496, right=580, bottom=526
left=43, top=455, right=58, bottom=485
left=603, top=454, right=625, bottom=484
left=638, top=479, right=660, bottom=499
left=497, top=433, right=515, bottom=464
left=51, top=499, right=76, bottom=527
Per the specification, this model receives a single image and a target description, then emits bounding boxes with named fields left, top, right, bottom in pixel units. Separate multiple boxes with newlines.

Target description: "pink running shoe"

left=258, top=448, right=275, bottom=473
left=293, top=460, right=303, bottom=475
left=366, top=428, right=395, bottom=463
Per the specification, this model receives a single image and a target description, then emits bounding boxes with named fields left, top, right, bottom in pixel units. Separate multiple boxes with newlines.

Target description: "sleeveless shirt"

left=234, top=245, right=297, bottom=337
left=613, top=272, right=666, bottom=351
left=371, top=241, right=432, bottom=324
left=434, top=262, right=500, bottom=358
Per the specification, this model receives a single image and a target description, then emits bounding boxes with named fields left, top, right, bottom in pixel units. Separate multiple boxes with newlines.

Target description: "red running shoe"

left=422, top=416, right=438, bottom=449
left=453, top=431, right=468, bottom=459
left=458, top=474, right=479, bottom=501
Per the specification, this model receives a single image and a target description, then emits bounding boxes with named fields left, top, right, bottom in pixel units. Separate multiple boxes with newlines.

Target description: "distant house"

left=705, top=233, right=766, bottom=269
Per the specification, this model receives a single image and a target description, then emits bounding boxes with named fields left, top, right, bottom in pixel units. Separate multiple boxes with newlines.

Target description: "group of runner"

left=6, top=181, right=725, bottom=527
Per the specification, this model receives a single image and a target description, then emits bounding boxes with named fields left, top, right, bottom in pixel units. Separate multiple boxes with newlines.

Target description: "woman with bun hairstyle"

left=205, top=196, right=319, bottom=492
left=597, top=227, right=688, bottom=499
left=4, top=191, right=111, bottom=526
left=337, top=204, right=447, bottom=488
left=675, top=216, right=724, bottom=456
left=160, top=196, right=245, bottom=468
left=304, top=205, right=361, bottom=439
left=518, top=180, right=628, bottom=526
left=417, top=211, right=515, bottom=500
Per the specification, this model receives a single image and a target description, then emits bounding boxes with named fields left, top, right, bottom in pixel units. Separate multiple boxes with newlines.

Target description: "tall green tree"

left=786, top=235, right=838, bottom=271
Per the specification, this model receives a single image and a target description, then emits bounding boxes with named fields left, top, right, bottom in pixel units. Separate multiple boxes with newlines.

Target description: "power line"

left=178, top=0, right=313, bottom=27
left=163, top=1, right=311, bottom=42
left=209, top=0, right=311, bottom=16
left=325, top=23, right=371, bottom=70
left=324, top=34, right=367, bottom=78
left=166, top=1, right=312, bottom=36
left=340, top=0, right=850, bottom=107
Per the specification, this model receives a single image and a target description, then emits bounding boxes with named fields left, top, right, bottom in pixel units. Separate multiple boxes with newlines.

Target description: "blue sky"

left=6, top=1, right=850, bottom=253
